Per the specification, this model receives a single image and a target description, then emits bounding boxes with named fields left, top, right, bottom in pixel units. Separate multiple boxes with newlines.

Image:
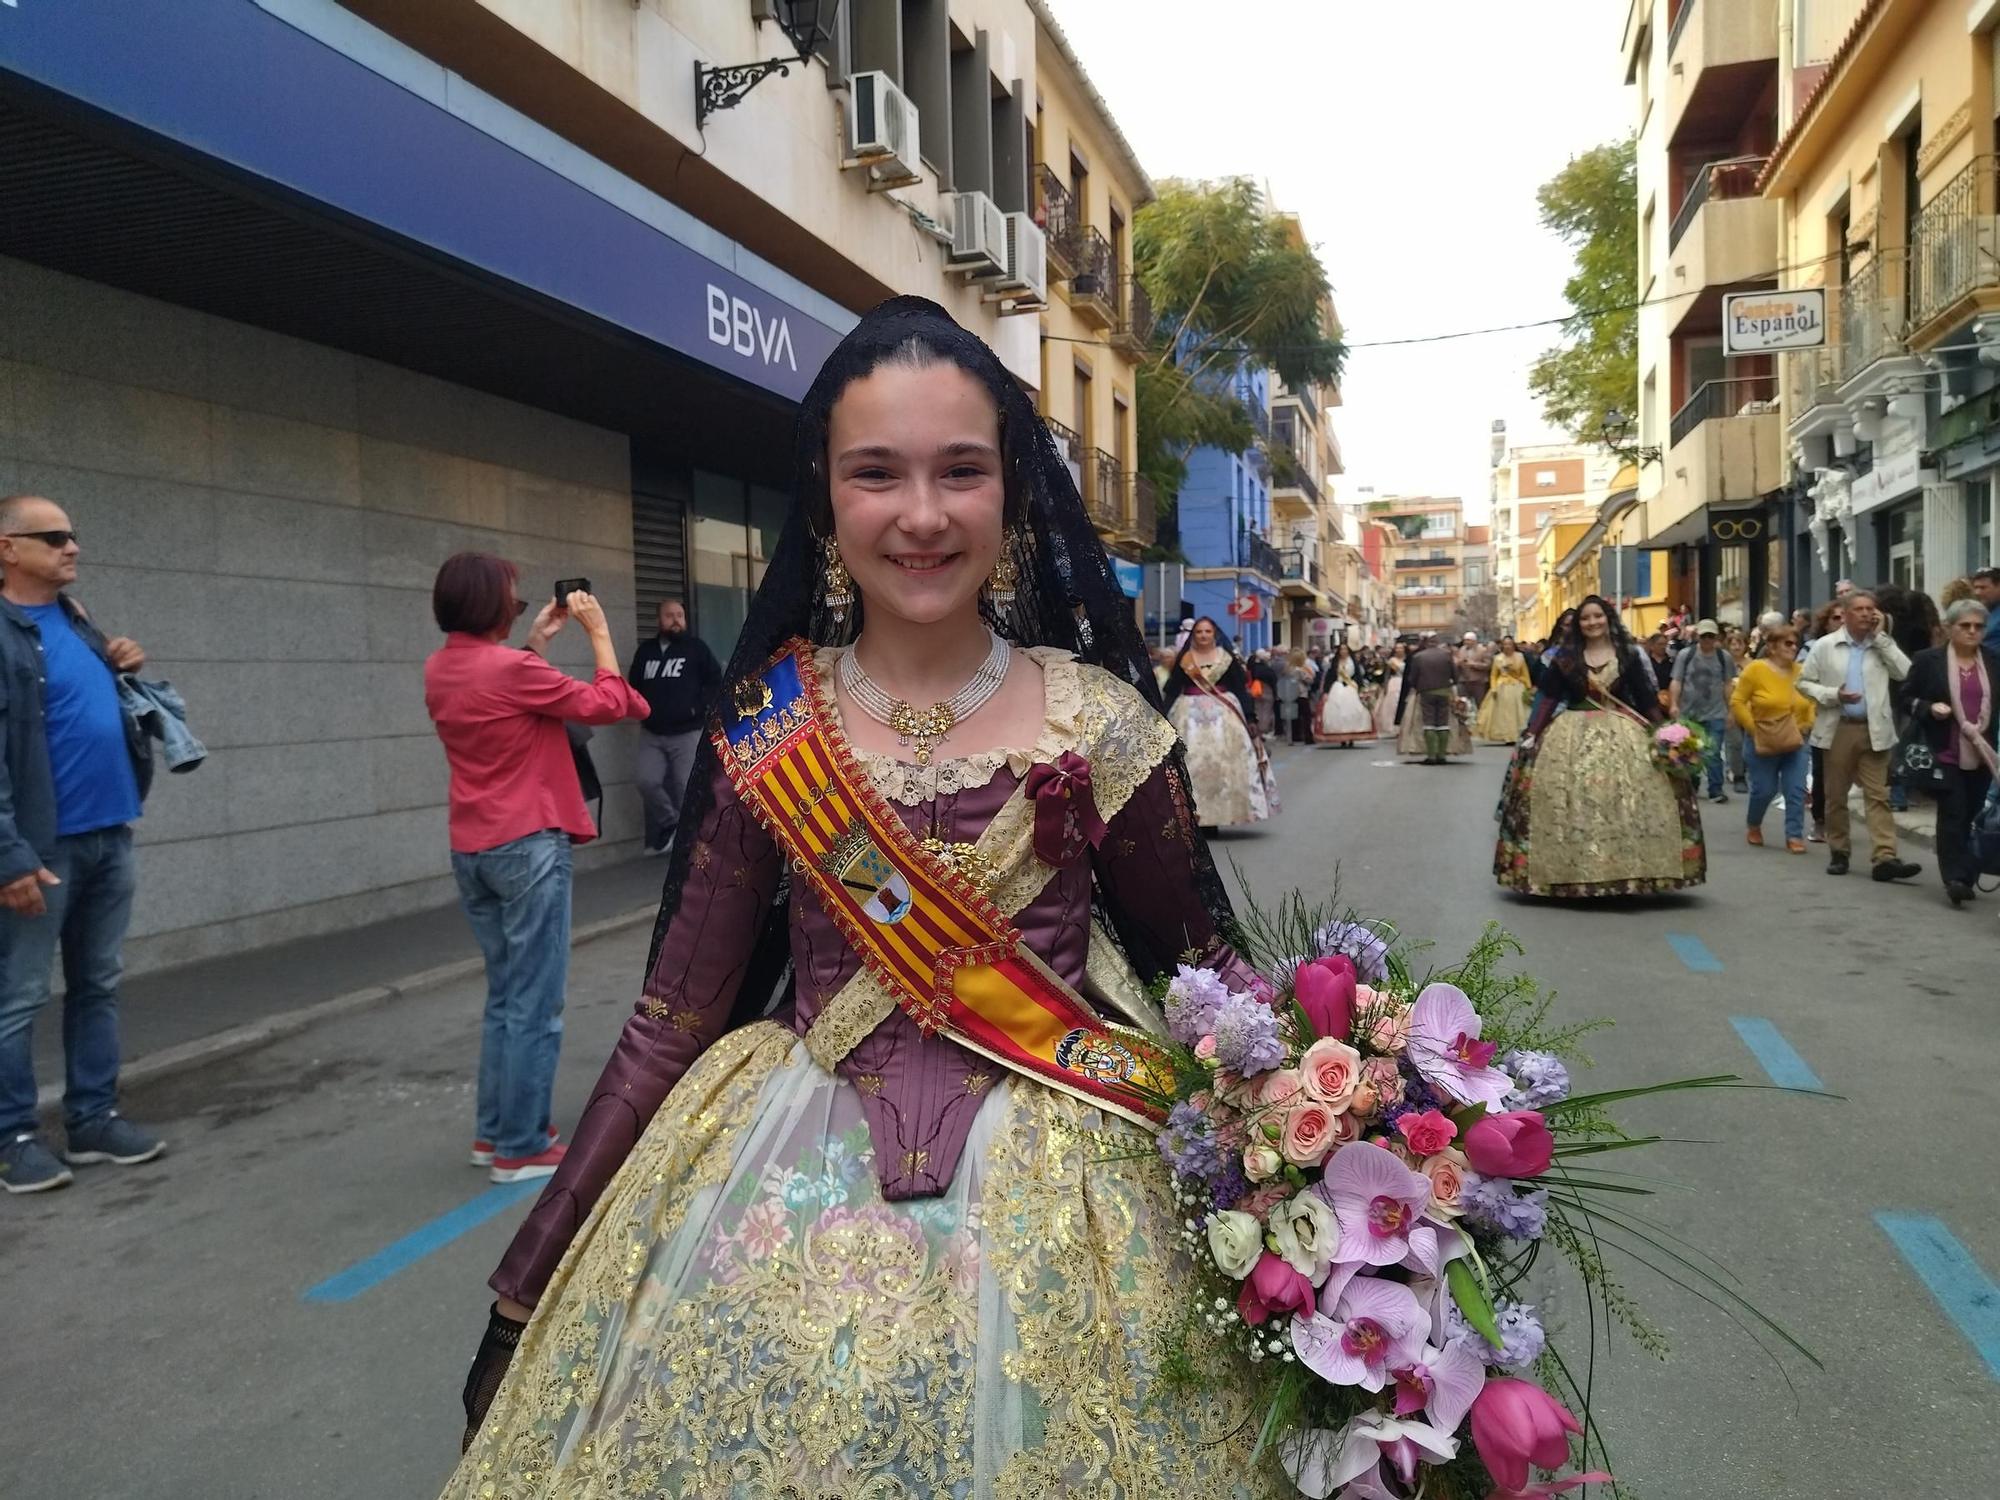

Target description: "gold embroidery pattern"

left=803, top=972, right=899, bottom=1074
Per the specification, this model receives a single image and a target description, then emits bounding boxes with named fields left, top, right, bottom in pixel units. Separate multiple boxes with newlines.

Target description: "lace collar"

left=813, top=645, right=1086, bottom=807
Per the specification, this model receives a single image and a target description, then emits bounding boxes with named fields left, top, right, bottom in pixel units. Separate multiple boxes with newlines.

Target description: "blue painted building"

left=1174, top=363, right=1278, bottom=652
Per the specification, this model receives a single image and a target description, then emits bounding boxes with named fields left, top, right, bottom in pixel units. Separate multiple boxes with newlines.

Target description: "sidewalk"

left=31, top=855, right=667, bottom=1107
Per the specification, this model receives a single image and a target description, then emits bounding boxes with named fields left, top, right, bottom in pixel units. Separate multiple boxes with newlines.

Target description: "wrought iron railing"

left=1277, top=548, right=1320, bottom=586
left=1036, top=165, right=1079, bottom=276
left=1910, top=156, right=1999, bottom=328
left=1086, top=448, right=1121, bottom=532
left=1071, top=227, right=1116, bottom=310
left=1126, top=474, right=1158, bottom=545
left=1274, top=463, right=1322, bottom=508
left=1242, top=532, right=1282, bottom=580
left=1244, top=399, right=1271, bottom=444
left=1785, top=341, right=1842, bottom=415
left=1667, top=0, right=1694, bottom=57
left=1116, top=274, right=1154, bottom=347
left=1839, top=251, right=1909, bottom=375
left=1668, top=155, right=1768, bottom=252
left=1668, top=374, right=1777, bottom=451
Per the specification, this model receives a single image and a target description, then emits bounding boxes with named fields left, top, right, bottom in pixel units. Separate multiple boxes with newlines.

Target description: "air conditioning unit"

left=948, top=191, right=1007, bottom=276
left=844, top=72, right=921, bottom=189
left=997, top=212, right=1047, bottom=303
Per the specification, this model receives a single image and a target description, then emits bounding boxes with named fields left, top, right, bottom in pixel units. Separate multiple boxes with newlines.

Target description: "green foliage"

left=1132, top=178, right=1347, bottom=497
left=1527, top=134, right=1638, bottom=445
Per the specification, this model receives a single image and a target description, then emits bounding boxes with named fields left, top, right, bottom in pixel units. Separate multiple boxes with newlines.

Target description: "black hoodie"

left=626, top=632, right=721, bottom=734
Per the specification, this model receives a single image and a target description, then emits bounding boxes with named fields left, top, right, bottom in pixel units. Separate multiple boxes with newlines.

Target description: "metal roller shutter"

left=631, top=477, right=689, bottom=640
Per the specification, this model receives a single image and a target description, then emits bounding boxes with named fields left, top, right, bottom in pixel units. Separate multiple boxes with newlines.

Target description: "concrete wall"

left=0, top=257, right=642, bottom=975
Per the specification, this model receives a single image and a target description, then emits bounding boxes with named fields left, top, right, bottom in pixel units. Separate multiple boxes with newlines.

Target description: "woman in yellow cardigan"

left=1729, top=624, right=1817, bottom=852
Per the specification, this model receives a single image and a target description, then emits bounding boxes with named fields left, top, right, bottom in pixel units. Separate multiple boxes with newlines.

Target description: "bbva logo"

left=706, top=284, right=796, bottom=372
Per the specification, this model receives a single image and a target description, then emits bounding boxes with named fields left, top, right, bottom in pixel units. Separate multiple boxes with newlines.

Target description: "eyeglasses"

left=1953, top=619, right=1984, bottom=630
left=4, top=530, right=78, bottom=549
left=511, top=599, right=530, bottom=619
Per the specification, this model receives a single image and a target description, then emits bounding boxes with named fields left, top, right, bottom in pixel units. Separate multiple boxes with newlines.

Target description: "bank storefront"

left=0, top=0, right=848, bottom=966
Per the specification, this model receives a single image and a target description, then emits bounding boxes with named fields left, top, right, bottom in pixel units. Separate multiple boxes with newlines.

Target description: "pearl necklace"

left=840, top=632, right=1012, bottom=766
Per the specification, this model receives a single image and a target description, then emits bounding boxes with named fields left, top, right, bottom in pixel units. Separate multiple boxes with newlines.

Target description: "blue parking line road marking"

left=1876, top=1213, right=2000, bottom=1383
left=303, top=1179, right=542, bottom=1303
left=1728, top=1016, right=1824, bottom=1091
left=1665, top=933, right=1723, bottom=973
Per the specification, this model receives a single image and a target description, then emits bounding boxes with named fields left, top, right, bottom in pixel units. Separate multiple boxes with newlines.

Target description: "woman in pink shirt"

left=423, top=554, right=647, bottom=1183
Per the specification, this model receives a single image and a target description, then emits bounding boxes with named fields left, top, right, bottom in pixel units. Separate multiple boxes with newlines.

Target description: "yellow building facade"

left=1029, top=1, right=1153, bottom=572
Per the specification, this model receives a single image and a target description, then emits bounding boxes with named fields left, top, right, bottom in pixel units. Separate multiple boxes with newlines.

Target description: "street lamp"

left=695, top=0, right=837, bottom=128
left=1599, top=408, right=1661, bottom=468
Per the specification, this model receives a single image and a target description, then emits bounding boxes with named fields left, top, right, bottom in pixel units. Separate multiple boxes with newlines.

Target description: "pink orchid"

left=1471, top=1378, right=1584, bottom=1494
left=1323, top=1141, right=1434, bottom=1266
left=1292, top=1275, right=1430, bottom=1391
left=1280, top=1412, right=1459, bottom=1500
left=1390, top=1336, right=1489, bottom=1432
left=1407, top=983, right=1513, bottom=1109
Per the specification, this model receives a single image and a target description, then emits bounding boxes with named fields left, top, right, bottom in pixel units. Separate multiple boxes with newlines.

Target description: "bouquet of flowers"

left=1149, top=902, right=1811, bottom=1499
left=1649, top=719, right=1710, bottom=782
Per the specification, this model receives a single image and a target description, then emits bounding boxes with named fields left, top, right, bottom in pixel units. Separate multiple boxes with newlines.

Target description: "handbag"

left=1890, top=723, right=1945, bottom=792
left=1751, top=714, right=1802, bottom=756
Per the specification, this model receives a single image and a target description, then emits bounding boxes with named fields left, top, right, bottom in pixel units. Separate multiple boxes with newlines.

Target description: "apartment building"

left=1489, top=439, right=1622, bottom=633
left=1766, top=0, right=2000, bottom=597
left=1030, top=1, right=1154, bottom=598
left=0, top=0, right=1057, bottom=970
left=1368, top=496, right=1467, bottom=637
left=1623, top=0, right=1791, bottom=625
left=1268, top=340, right=1348, bottom=649
left=1177, top=365, right=1280, bottom=651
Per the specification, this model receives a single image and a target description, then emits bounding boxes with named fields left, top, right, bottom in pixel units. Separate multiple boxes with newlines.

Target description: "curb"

left=37, top=904, right=656, bottom=1110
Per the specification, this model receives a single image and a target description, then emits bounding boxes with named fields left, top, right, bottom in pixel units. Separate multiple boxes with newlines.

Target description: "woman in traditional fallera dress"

left=1373, top=644, right=1406, bottom=738
left=1314, top=644, right=1375, bottom=745
left=1163, top=617, right=1276, bottom=827
left=445, top=299, right=1275, bottom=1499
left=1475, top=636, right=1532, bottom=744
left=1493, top=595, right=1707, bottom=897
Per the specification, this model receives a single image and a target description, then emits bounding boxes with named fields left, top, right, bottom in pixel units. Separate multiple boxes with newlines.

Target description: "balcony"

left=1662, top=375, right=1783, bottom=532
left=1241, top=532, right=1282, bottom=581
left=1046, top=416, right=1085, bottom=495
left=1277, top=547, right=1321, bottom=597
left=1070, top=228, right=1117, bottom=328
left=1110, top=274, right=1153, bottom=356
left=1084, top=448, right=1121, bottom=534
left=1909, top=157, right=2000, bottom=342
left=1665, top=161, right=1778, bottom=328
left=1036, top=165, right=1079, bottom=281
left=1664, top=0, right=1777, bottom=151
left=1124, top=473, right=1158, bottom=546
left=1836, top=250, right=1911, bottom=395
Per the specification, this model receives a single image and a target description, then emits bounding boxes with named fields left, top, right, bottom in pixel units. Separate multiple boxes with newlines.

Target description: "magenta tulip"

left=1236, top=1250, right=1317, bottom=1326
left=1469, top=1378, right=1582, bottom=1492
left=1463, top=1110, right=1555, bottom=1179
left=1294, top=954, right=1358, bottom=1042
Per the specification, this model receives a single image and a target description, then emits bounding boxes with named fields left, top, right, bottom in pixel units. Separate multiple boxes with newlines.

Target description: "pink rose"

left=1294, top=954, right=1357, bottom=1041
left=1464, top=1110, right=1555, bottom=1179
left=1298, top=1037, right=1363, bottom=1108
left=1243, top=1142, right=1283, bottom=1181
left=1366, top=1003, right=1412, bottom=1054
left=1395, top=1107, right=1458, bottom=1158
left=1328, top=1109, right=1362, bottom=1147
left=1238, top=1181, right=1292, bottom=1219
left=1193, top=1035, right=1217, bottom=1060
left=1256, top=1068, right=1306, bottom=1111
left=1353, top=1057, right=1404, bottom=1118
left=1236, top=1250, right=1316, bottom=1326
left=1280, top=1100, right=1339, bottom=1167
left=1421, top=1147, right=1469, bottom=1218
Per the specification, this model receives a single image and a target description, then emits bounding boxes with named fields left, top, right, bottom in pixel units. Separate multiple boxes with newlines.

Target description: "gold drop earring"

left=986, top=532, right=1020, bottom=609
left=822, top=537, right=853, bottom=626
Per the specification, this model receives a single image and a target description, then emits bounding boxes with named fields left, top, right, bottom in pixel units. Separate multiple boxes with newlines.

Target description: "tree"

left=1133, top=179, right=1347, bottom=515
left=1527, top=135, right=1637, bottom=447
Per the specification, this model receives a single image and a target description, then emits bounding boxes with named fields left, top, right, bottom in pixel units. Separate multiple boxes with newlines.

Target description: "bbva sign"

left=706, top=284, right=797, bottom=372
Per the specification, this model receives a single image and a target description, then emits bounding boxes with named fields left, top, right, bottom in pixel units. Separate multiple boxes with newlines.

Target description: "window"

left=1535, top=470, right=1557, bottom=487
left=691, top=471, right=789, bottom=661
left=1073, top=360, right=1093, bottom=449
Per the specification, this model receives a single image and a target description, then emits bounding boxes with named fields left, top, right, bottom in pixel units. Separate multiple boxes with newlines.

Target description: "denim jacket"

left=119, top=676, right=206, bottom=773
left=0, top=594, right=153, bottom=885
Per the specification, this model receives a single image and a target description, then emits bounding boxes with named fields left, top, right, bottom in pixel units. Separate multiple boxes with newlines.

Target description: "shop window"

left=1970, top=478, right=1994, bottom=569
left=1885, top=503, right=1924, bottom=590
left=690, top=470, right=789, bottom=661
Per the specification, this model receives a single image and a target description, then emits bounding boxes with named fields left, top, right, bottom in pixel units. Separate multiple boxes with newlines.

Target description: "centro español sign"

left=1723, top=289, right=1826, bottom=355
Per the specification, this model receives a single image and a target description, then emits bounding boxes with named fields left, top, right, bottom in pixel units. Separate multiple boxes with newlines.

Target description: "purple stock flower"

left=1157, top=1099, right=1227, bottom=1183
left=1501, top=1049, right=1571, bottom=1110
left=1491, top=1301, right=1547, bottom=1370
left=1460, top=1171, right=1549, bottom=1240
left=1164, top=964, right=1231, bottom=1046
left=1211, top=991, right=1284, bottom=1075
left=1314, top=918, right=1393, bottom=983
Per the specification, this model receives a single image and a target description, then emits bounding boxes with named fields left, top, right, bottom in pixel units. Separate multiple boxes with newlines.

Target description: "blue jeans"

left=1748, top=745, right=1810, bottom=842
left=1697, top=716, right=1728, bottom=796
left=0, top=826, right=137, bottom=1135
left=451, top=830, right=572, bottom=1160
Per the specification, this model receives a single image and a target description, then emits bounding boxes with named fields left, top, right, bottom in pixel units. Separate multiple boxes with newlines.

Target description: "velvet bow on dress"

left=1022, top=751, right=1109, bottom=868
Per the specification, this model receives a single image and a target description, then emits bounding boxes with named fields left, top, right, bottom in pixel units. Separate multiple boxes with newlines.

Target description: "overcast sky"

left=1052, top=1, right=1633, bottom=522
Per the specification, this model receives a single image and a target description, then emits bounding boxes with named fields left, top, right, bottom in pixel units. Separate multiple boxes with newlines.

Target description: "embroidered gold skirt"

left=1170, top=696, right=1271, bottom=825
left=444, top=1022, right=1271, bottom=1499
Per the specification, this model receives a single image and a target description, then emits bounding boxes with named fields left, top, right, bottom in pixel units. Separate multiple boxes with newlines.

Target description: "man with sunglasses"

left=0, top=495, right=162, bottom=1193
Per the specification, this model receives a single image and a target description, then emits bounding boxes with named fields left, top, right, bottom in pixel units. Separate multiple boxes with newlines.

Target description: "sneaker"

left=490, top=1142, right=567, bottom=1184
left=62, top=1112, right=164, bottom=1167
left=1872, top=859, right=1922, bottom=883
left=1732, top=779, right=1749, bottom=793
left=1827, top=852, right=1850, bottom=876
left=1746, top=827, right=1764, bottom=847
left=1709, top=791, right=1729, bottom=804
left=1807, top=823, right=1826, bottom=844
left=471, top=1126, right=558, bottom=1168
left=0, top=1132, right=73, bottom=1194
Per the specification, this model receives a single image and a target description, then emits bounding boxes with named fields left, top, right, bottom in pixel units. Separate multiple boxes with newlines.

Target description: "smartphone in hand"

left=553, top=578, right=591, bottom=608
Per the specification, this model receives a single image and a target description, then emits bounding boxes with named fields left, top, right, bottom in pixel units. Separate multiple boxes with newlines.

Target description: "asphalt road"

left=3, top=739, right=1994, bottom=1499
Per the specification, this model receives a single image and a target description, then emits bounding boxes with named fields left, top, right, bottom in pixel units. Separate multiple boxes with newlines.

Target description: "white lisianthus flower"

left=1270, top=1188, right=1341, bottom=1282
left=1206, top=1209, right=1264, bottom=1279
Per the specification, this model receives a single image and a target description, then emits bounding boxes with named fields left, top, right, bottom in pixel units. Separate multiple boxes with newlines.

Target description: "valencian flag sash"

left=716, top=641, right=1173, bottom=1129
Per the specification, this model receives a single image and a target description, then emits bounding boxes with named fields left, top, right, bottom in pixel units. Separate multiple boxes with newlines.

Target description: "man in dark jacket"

left=626, top=600, right=721, bottom=855
left=1402, top=633, right=1459, bottom=764
left=0, top=495, right=162, bottom=1194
